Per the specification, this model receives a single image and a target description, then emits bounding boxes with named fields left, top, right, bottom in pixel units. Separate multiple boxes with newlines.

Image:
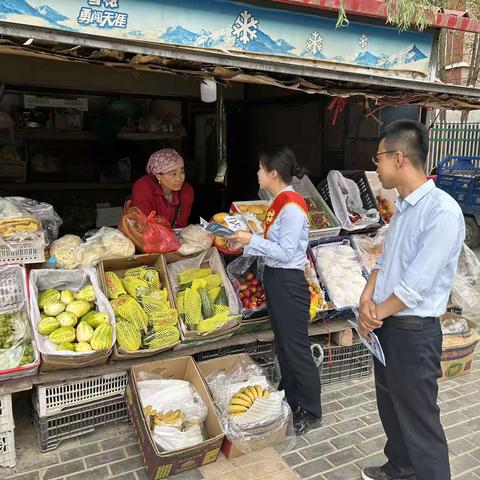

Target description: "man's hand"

left=359, top=298, right=383, bottom=331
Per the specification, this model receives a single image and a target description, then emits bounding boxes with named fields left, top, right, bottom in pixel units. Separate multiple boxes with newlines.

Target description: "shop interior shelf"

left=0, top=182, right=132, bottom=191
left=0, top=128, right=185, bottom=142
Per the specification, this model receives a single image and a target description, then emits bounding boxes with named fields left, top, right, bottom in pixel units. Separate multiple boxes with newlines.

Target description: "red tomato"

left=251, top=279, right=259, bottom=287
left=246, top=273, right=255, bottom=282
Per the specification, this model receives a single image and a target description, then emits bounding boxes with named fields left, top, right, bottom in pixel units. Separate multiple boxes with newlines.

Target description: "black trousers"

left=264, top=266, right=322, bottom=418
left=375, top=316, right=450, bottom=480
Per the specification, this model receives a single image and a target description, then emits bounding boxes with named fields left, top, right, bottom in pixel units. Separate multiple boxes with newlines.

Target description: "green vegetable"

left=75, top=342, right=93, bottom=352
left=44, top=301, right=66, bottom=317
left=57, top=312, right=78, bottom=328
left=76, top=321, right=94, bottom=343
left=38, top=289, right=60, bottom=309
left=38, top=317, right=60, bottom=335
left=60, top=289, right=75, bottom=305
left=66, top=300, right=91, bottom=318
left=76, top=285, right=96, bottom=302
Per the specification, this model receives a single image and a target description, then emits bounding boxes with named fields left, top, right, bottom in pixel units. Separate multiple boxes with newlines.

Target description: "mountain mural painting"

left=0, top=0, right=434, bottom=77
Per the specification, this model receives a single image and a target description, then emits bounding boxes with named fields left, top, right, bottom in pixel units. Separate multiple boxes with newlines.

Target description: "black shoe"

left=362, top=466, right=416, bottom=480
left=293, top=407, right=322, bottom=436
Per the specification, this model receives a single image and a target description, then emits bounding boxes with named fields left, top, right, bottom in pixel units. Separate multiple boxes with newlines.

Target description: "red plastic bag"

left=119, top=206, right=180, bottom=254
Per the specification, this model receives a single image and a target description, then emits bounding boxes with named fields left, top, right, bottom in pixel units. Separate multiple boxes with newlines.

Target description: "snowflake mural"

left=231, top=10, right=259, bottom=45
left=305, top=31, right=324, bottom=55
left=359, top=34, right=369, bottom=49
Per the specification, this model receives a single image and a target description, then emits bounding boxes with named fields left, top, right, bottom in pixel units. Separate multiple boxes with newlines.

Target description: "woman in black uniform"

left=230, top=146, right=322, bottom=435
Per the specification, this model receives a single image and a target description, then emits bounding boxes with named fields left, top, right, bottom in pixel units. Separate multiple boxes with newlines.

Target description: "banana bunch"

left=143, top=405, right=183, bottom=430
left=227, top=385, right=270, bottom=416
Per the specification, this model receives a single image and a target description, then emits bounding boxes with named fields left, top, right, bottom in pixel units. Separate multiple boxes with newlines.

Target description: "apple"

left=239, top=284, right=248, bottom=291
left=246, top=273, right=255, bottom=282
left=251, top=279, right=259, bottom=287
left=243, top=289, right=252, bottom=298
left=250, top=287, right=257, bottom=294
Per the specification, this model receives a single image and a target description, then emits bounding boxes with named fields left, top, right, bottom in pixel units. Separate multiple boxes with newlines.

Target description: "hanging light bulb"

left=200, top=77, right=217, bottom=103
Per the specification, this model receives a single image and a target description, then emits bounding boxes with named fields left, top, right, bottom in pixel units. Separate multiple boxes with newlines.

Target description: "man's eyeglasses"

left=371, top=150, right=407, bottom=167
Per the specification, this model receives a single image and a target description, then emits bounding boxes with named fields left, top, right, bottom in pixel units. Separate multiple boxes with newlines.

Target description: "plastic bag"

left=177, top=225, right=213, bottom=256
left=119, top=206, right=180, bottom=254
left=312, top=240, right=366, bottom=309
left=451, top=244, right=480, bottom=310
left=205, top=355, right=295, bottom=454
left=327, top=171, right=380, bottom=231
left=29, top=268, right=116, bottom=357
left=0, top=308, right=37, bottom=371
left=0, top=197, right=42, bottom=240
left=136, top=375, right=208, bottom=452
left=50, top=234, right=83, bottom=269
left=227, top=256, right=267, bottom=318
left=7, top=197, right=62, bottom=245
left=441, top=316, right=470, bottom=335
left=351, top=227, right=388, bottom=273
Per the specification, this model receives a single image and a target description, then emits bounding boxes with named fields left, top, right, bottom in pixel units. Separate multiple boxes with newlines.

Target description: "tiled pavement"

left=2, top=344, right=479, bottom=480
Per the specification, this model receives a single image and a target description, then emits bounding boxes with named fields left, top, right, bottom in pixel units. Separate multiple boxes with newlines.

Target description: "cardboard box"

left=98, top=254, right=180, bottom=360
left=197, top=353, right=288, bottom=459
left=126, top=356, right=224, bottom=479
left=165, top=248, right=241, bottom=345
left=440, top=313, right=479, bottom=381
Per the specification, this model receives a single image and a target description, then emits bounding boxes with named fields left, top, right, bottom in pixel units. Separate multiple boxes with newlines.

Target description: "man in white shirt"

left=359, top=120, right=465, bottom=480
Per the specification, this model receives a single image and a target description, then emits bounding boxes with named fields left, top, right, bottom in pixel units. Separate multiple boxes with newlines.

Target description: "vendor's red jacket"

left=131, top=174, right=194, bottom=228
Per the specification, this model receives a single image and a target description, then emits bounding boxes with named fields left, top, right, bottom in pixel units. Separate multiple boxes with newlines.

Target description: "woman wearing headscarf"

left=131, top=148, right=194, bottom=228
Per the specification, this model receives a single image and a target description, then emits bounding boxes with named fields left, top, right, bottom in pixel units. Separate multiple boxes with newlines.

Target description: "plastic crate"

left=194, top=341, right=276, bottom=364
left=313, top=341, right=373, bottom=385
left=316, top=171, right=384, bottom=234
left=0, top=395, right=14, bottom=434
left=258, top=175, right=341, bottom=241
left=437, top=156, right=480, bottom=177
left=0, top=233, right=45, bottom=266
left=33, top=396, right=128, bottom=452
left=0, top=265, right=27, bottom=315
left=34, top=371, right=128, bottom=417
left=0, top=430, right=16, bottom=468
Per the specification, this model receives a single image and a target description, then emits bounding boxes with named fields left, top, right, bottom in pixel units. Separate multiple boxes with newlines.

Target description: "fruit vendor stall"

left=0, top=0, right=480, bottom=477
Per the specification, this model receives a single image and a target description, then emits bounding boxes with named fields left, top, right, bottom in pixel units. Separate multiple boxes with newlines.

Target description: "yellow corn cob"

left=191, top=278, right=207, bottom=291
left=144, top=325, right=180, bottom=349
left=204, top=274, right=222, bottom=290
left=150, top=309, right=178, bottom=329
left=140, top=294, right=170, bottom=315
left=178, top=267, right=213, bottom=285
left=105, top=272, right=126, bottom=300
left=176, top=291, right=185, bottom=315
left=147, top=289, right=169, bottom=303
left=124, top=266, right=147, bottom=279
left=144, top=269, right=161, bottom=291
left=213, top=304, right=230, bottom=316
left=183, top=288, right=203, bottom=325
left=195, top=312, right=230, bottom=333
left=110, top=296, right=148, bottom=332
left=207, top=287, right=221, bottom=303
left=122, top=276, right=150, bottom=300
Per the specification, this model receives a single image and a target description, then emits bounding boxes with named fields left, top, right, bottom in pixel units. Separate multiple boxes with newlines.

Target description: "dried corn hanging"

left=144, top=269, right=161, bottom=291
left=105, top=272, right=126, bottom=299
left=196, top=312, right=230, bottom=333
left=204, top=274, right=222, bottom=290
left=178, top=267, right=212, bottom=285
left=183, top=288, right=203, bottom=325
left=144, top=326, right=180, bottom=349
left=207, top=287, right=221, bottom=303
left=110, top=296, right=148, bottom=332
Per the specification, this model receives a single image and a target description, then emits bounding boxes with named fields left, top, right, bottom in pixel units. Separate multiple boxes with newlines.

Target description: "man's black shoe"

left=362, top=466, right=416, bottom=480
left=293, top=407, right=322, bottom=436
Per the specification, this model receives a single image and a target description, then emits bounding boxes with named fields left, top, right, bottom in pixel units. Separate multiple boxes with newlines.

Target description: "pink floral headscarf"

left=146, top=149, right=184, bottom=175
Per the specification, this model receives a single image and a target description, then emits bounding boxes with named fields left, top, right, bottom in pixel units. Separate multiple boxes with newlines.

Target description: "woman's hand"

left=229, top=230, right=253, bottom=246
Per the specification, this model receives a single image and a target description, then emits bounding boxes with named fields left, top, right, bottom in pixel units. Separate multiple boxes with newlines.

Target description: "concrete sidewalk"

left=2, top=344, right=479, bottom=480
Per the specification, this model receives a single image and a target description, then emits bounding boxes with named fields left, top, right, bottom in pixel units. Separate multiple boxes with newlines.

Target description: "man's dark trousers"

left=374, top=316, right=450, bottom=480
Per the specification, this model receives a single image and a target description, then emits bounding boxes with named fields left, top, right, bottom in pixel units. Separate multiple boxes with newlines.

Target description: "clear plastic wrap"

left=0, top=197, right=42, bottom=241
left=7, top=197, right=62, bottom=245
left=50, top=229, right=135, bottom=270
left=205, top=356, right=295, bottom=454
left=313, top=240, right=367, bottom=309
left=136, top=374, right=208, bottom=452
left=226, top=256, right=267, bottom=318
left=177, top=225, right=213, bottom=256
left=451, top=244, right=480, bottom=311
left=0, top=307, right=38, bottom=372
left=441, top=316, right=471, bottom=335
left=351, top=227, right=388, bottom=273
left=327, top=171, right=380, bottom=231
